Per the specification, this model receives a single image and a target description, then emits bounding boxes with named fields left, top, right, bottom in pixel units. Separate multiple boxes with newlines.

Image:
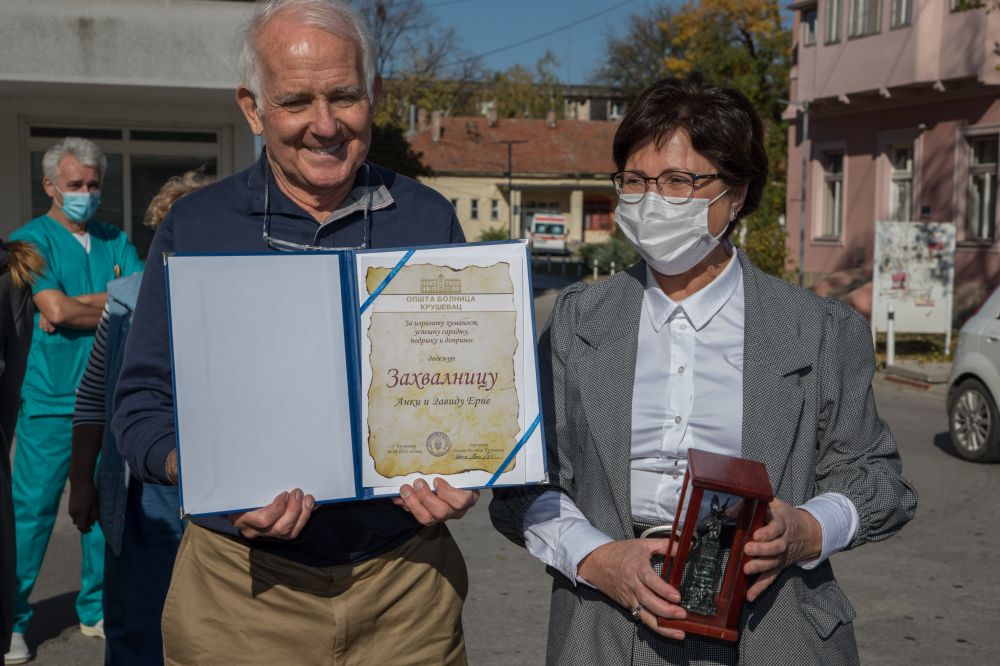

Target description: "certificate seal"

left=426, top=432, right=452, bottom=457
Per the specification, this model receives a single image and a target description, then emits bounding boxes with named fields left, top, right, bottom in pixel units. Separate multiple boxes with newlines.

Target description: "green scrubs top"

left=10, top=215, right=143, bottom=416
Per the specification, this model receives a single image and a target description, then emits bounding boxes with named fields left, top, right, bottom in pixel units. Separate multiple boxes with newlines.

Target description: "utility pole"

left=495, top=139, right=528, bottom=239
left=797, top=102, right=809, bottom=287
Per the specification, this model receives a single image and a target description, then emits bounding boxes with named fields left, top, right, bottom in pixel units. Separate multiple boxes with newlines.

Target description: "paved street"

left=13, top=285, right=1000, bottom=665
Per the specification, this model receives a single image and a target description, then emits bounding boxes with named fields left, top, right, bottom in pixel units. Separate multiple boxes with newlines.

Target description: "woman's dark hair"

left=613, top=76, right=768, bottom=221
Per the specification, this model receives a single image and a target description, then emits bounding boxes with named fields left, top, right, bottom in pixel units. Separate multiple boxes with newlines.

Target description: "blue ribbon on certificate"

left=486, top=414, right=542, bottom=487
left=360, top=249, right=415, bottom=314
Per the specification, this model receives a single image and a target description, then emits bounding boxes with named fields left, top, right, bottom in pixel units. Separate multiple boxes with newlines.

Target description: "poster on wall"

left=871, top=221, right=956, bottom=336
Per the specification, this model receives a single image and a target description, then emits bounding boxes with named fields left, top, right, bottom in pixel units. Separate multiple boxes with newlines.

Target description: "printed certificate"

left=166, top=241, right=544, bottom=517
left=357, top=243, right=543, bottom=494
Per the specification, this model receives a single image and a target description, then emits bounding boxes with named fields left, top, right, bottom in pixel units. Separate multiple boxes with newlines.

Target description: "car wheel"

left=948, top=378, right=1000, bottom=462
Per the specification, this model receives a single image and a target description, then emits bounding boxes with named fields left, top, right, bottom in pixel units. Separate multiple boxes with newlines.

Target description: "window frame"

left=964, top=134, right=999, bottom=243
left=802, top=5, right=818, bottom=46
left=849, top=0, right=882, bottom=38
left=470, top=197, right=480, bottom=220
left=22, top=120, right=228, bottom=257
left=490, top=198, right=500, bottom=221
left=888, top=145, right=915, bottom=221
left=875, top=128, right=922, bottom=225
left=890, top=0, right=911, bottom=28
left=826, top=0, right=842, bottom=43
left=810, top=141, right=848, bottom=243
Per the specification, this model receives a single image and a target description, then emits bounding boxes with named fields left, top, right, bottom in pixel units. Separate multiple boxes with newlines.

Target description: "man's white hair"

left=41, top=137, right=107, bottom=182
left=239, top=0, right=377, bottom=112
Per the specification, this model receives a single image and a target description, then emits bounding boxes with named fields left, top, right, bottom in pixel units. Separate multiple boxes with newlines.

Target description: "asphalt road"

left=13, top=285, right=1000, bottom=665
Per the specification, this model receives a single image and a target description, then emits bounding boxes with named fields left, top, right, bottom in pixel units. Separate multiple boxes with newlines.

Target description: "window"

left=470, top=198, right=479, bottom=220
left=826, top=0, right=842, bottom=42
left=887, top=145, right=914, bottom=221
left=609, top=101, right=623, bottom=120
left=490, top=198, right=500, bottom=221
left=449, top=198, right=458, bottom=209
left=951, top=0, right=986, bottom=11
left=849, top=0, right=881, bottom=37
left=890, top=0, right=911, bottom=27
left=28, top=125, right=220, bottom=258
left=967, top=137, right=998, bottom=242
left=821, top=151, right=844, bottom=238
left=802, top=6, right=818, bottom=45
left=584, top=198, right=613, bottom=231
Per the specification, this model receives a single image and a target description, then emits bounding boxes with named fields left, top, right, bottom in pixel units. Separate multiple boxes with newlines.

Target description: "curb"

left=883, top=374, right=934, bottom=391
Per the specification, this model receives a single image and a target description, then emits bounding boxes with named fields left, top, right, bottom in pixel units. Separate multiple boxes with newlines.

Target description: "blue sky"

left=427, top=0, right=665, bottom=85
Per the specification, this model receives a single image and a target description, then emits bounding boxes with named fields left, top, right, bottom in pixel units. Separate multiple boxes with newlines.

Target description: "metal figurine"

left=681, top=495, right=729, bottom=616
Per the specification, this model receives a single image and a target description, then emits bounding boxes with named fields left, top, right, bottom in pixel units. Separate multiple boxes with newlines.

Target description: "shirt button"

left=680, top=323, right=688, bottom=330
left=674, top=416, right=682, bottom=424
left=678, top=366, right=685, bottom=374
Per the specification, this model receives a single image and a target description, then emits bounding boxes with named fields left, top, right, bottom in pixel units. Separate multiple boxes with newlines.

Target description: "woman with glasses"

left=490, top=76, right=916, bottom=665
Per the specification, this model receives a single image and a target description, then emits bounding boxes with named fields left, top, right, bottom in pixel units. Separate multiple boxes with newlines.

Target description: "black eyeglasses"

left=611, top=169, right=721, bottom=205
left=261, top=160, right=373, bottom=252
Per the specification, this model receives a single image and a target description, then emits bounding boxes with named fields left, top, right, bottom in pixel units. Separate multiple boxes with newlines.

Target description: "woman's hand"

left=228, top=489, right=314, bottom=540
left=743, top=498, right=823, bottom=602
left=577, top=539, right=687, bottom=640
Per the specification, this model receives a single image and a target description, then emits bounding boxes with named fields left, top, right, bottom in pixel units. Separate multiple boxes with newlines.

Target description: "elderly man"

left=112, top=1, right=474, bottom=664
left=5, top=137, right=142, bottom=664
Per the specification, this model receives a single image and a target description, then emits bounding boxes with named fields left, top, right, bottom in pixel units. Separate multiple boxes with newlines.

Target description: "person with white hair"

left=113, top=1, right=472, bottom=664
left=5, top=136, right=142, bottom=665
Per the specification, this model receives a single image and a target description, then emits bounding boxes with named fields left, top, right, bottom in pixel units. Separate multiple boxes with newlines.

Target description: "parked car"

left=529, top=214, right=569, bottom=255
left=947, top=286, right=1000, bottom=461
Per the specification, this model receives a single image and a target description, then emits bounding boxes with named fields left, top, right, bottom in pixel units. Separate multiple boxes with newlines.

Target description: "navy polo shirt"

left=113, top=152, right=465, bottom=566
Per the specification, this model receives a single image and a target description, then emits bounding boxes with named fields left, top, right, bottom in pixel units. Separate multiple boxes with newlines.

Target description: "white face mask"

left=615, top=188, right=732, bottom=276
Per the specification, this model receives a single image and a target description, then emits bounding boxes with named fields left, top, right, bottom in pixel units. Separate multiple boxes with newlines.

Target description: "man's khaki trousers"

left=161, top=522, right=468, bottom=665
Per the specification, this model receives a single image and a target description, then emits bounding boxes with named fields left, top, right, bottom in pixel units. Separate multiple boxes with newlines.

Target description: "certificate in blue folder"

left=165, top=241, right=545, bottom=517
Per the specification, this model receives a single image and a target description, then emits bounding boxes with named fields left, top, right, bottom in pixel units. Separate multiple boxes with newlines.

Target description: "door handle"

left=987, top=336, right=999, bottom=343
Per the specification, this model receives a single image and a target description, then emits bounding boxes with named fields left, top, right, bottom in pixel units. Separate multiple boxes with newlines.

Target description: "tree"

left=659, top=0, right=791, bottom=276
left=367, top=122, right=432, bottom=178
left=483, top=51, right=565, bottom=119
left=595, top=4, right=678, bottom=101
left=353, top=1, right=484, bottom=127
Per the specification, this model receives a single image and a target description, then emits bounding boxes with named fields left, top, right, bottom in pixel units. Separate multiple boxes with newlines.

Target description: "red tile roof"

left=407, top=117, right=619, bottom=177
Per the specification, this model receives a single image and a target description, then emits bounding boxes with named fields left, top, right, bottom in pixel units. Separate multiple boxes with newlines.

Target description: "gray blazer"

left=490, top=253, right=917, bottom=665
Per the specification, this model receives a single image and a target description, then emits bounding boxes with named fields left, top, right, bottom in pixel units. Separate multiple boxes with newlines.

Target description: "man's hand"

left=68, top=479, right=99, bottom=533
left=577, top=539, right=687, bottom=640
left=391, top=478, right=479, bottom=525
left=743, top=498, right=823, bottom=602
left=166, top=449, right=179, bottom=485
left=229, top=489, right=315, bottom=540
left=39, top=313, right=56, bottom=334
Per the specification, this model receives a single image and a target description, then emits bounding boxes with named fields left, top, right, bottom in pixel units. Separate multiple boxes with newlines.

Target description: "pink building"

left=786, top=0, right=1000, bottom=317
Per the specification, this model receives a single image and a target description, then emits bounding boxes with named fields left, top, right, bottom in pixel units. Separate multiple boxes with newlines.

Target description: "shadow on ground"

left=24, top=591, right=78, bottom=650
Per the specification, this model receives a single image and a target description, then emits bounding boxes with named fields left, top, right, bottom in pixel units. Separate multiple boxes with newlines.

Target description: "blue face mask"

left=58, top=189, right=101, bottom=223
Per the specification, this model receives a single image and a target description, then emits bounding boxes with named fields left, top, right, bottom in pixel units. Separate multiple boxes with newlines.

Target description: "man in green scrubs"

left=5, top=137, right=141, bottom=664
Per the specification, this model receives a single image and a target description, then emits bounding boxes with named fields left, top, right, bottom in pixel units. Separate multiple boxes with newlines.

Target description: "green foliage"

left=367, top=121, right=431, bottom=178
left=663, top=0, right=791, bottom=277
left=599, top=0, right=791, bottom=277
left=578, top=229, right=639, bottom=274
left=596, top=5, right=679, bottom=101
left=735, top=213, right=786, bottom=277
left=487, top=51, right=565, bottom=119
left=478, top=225, right=510, bottom=242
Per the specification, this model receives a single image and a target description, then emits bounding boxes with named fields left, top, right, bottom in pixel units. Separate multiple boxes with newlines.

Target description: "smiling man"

left=111, top=1, right=473, bottom=664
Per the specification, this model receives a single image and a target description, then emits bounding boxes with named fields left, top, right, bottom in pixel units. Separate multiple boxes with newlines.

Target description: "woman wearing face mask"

left=490, top=77, right=916, bottom=665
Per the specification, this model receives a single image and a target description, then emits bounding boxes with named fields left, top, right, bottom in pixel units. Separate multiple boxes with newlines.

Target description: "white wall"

left=0, top=0, right=253, bottom=88
left=0, top=0, right=258, bottom=238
